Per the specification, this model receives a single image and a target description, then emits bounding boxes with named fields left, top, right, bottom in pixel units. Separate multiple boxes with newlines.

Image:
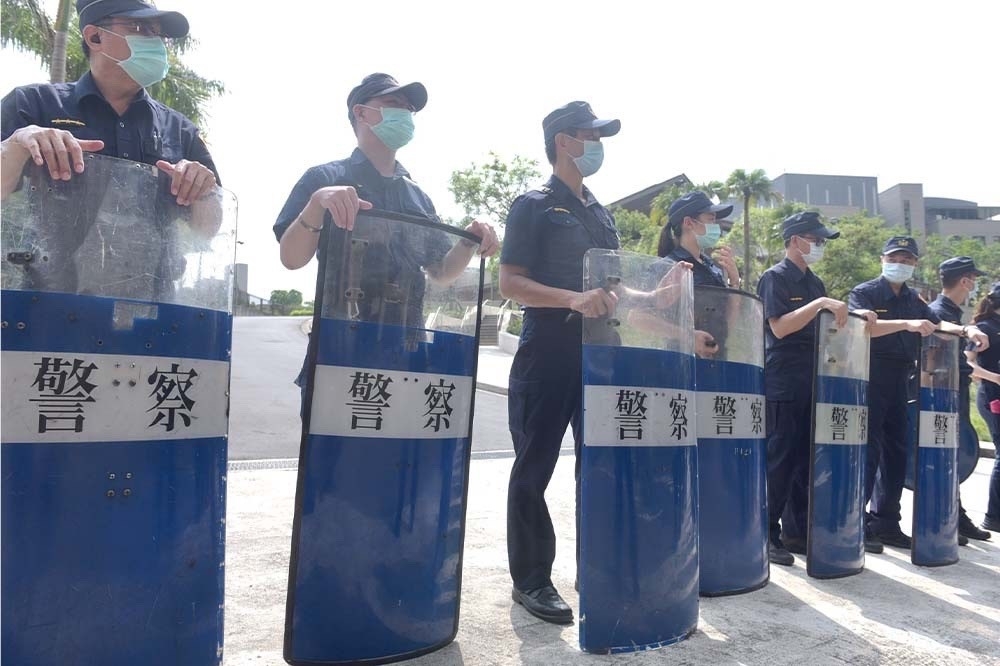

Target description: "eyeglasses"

left=98, top=20, right=165, bottom=38
left=800, top=236, right=827, bottom=246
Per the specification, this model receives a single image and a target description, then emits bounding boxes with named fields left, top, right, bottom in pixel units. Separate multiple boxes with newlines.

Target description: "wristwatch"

left=297, top=215, right=323, bottom=233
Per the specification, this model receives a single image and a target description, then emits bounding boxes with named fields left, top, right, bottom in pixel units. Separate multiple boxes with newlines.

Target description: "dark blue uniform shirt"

left=1, top=72, right=219, bottom=180
left=973, top=314, right=1000, bottom=403
left=273, top=148, right=437, bottom=240
left=275, top=149, right=451, bottom=388
left=849, top=277, right=939, bottom=364
left=928, top=294, right=972, bottom=387
left=757, top=258, right=826, bottom=399
left=664, top=246, right=727, bottom=288
left=500, top=175, right=619, bottom=302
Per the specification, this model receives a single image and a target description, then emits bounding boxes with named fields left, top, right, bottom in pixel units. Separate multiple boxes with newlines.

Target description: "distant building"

left=608, top=174, right=742, bottom=232
left=770, top=173, right=880, bottom=218
left=608, top=174, right=693, bottom=215
left=879, top=184, right=1000, bottom=244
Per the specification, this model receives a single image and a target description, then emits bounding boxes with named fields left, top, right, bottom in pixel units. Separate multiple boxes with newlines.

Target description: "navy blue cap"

left=988, top=282, right=1000, bottom=301
left=781, top=211, right=840, bottom=241
left=939, top=256, right=986, bottom=278
left=347, top=73, right=427, bottom=121
left=543, top=101, right=620, bottom=144
left=78, top=0, right=189, bottom=38
left=882, top=236, right=919, bottom=257
left=667, top=191, right=733, bottom=227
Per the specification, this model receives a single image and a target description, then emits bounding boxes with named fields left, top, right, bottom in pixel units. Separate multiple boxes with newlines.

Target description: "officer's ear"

left=83, top=25, right=103, bottom=49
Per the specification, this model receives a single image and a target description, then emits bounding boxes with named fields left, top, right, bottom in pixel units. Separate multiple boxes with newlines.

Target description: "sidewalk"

left=224, top=454, right=999, bottom=666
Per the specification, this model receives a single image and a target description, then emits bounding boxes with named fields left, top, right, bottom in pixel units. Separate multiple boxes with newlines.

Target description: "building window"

left=903, top=201, right=911, bottom=233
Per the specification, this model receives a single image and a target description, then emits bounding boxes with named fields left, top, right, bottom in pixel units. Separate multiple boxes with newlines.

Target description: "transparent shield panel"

left=692, top=286, right=764, bottom=367
left=816, top=311, right=870, bottom=381
left=582, top=249, right=694, bottom=355
left=921, top=331, right=959, bottom=392
left=1, top=154, right=237, bottom=312
left=317, top=211, right=482, bottom=338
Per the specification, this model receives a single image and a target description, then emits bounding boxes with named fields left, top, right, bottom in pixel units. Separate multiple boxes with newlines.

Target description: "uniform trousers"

left=507, top=311, right=583, bottom=591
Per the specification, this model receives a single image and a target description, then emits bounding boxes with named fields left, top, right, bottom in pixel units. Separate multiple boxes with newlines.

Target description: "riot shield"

left=807, top=311, right=870, bottom=579
left=284, top=211, right=484, bottom=665
left=1, top=154, right=237, bottom=665
left=578, top=251, right=697, bottom=654
left=905, top=372, right=980, bottom=489
left=693, top=286, right=767, bottom=596
left=911, top=331, right=961, bottom=567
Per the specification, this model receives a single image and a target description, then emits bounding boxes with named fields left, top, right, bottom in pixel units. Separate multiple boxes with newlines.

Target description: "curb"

left=476, top=381, right=508, bottom=396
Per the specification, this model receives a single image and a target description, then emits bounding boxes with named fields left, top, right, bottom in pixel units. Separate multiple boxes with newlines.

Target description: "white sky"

left=2, top=0, right=997, bottom=298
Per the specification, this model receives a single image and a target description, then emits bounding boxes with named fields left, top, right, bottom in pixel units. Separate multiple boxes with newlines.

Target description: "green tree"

left=448, top=152, right=542, bottom=226
left=719, top=205, right=790, bottom=285
left=811, top=214, right=894, bottom=300
left=270, top=289, right=303, bottom=315
left=1, top=0, right=224, bottom=126
left=613, top=208, right=659, bottom=255
left=725, top=169, right=781, bottom=290
left=917, top=234, right=1000, bottom=297
left=448, top=152, right=542, bottom=297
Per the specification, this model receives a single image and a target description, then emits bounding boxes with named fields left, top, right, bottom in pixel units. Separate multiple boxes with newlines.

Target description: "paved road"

left=228, top=317, right=551, bottom=460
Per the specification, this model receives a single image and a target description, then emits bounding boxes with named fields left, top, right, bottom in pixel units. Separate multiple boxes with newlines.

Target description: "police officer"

left=929, top=257, right=991, bottom=542
left=1, top=0, right=218, bottom=206
left=500, top=101, right=621, bottom=623
left=654, top=190, right=738, bottom=358
left=656, top=191, right=738, bottom=289
left=848, top=237, right=988, bottom=550
left=274, top=73, right=498, bottom=412
left=757, top=211, right=858, bottom=565
left=968, top=282, right=1000, bottom=534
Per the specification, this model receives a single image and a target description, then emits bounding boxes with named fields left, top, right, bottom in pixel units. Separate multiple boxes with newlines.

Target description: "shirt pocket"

left=545, top=207, right=581, bottom=229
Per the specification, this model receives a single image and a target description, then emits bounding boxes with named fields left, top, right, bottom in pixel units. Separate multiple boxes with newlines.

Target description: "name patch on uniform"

left=551, top=207, right=571, bottom=214
left=790, top=297, right=804, bottom=302
left=50, top=118, right=86, bottom=127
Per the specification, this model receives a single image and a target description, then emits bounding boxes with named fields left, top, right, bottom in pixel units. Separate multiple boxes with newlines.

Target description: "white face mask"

left=799, top=239, right=824, bottom=265
left=882, top=262, right=915, bottom=283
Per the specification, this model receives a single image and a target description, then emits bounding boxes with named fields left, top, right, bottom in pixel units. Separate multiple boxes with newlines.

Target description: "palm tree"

left=1, top=0, right=223, bottom=126
left=725, top=169, right=781, bottom=289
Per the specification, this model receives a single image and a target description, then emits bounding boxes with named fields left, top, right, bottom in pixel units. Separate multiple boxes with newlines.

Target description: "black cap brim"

left=366, top=81, right=427, bottom=112
left=587, top=118, right=621, bottom=137
left=709, top=203, right=733, bottom=219
left=882, top=248, right=917, bottom=257
left=816, top=225, right=840, bottom=239
left=114, top=8, right=189, bottom=38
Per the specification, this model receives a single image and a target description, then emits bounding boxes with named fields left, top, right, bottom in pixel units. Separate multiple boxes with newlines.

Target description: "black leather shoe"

left=512, top=585, right=573, bottom=624
left=959, top=533, right=969, bottom=547
left=769, top=542, right=794, bottom=566
left=982, top=516, right=1000, bottom=533
left=877, top=530, right=912, bottom=549
left=782, top=536, right=807, bottom=555
left=864, top=529, right=884, bottom=554
left=959, top=515, right=992, bottom=541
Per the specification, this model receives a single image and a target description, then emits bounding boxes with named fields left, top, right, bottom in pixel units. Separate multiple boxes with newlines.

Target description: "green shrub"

left=506, top=314, right=522, bottom=336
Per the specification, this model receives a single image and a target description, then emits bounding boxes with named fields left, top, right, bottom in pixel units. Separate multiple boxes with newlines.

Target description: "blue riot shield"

left=284, top=211, right=484, bottom=665
left=807, top=311, right=870, bottom=579
left=905, top=373, right=979, bottom=489
left=693, top=286, right=767, bottom=596
left=1, top=154, right=237, bottom=665
left=578, top=251, right=697, bottom=654
left=911, top=332, right=961, bottom=567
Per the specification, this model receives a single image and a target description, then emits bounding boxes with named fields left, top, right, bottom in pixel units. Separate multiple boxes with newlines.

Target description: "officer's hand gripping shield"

left=807, top=311, right=870, bottom=579
left=692, top=285, right=768, bottom=596
left=1, top=154, right=237, bottom=665
left=284, top=211, right=484, bottom=665
left=911, top=331, right=961, bottom=567
left=579, top=251, right=697, bottom=654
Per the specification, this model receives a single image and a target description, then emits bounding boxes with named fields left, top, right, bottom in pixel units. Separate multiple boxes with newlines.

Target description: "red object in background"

left=990, top=399, right=1000, bottom=415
